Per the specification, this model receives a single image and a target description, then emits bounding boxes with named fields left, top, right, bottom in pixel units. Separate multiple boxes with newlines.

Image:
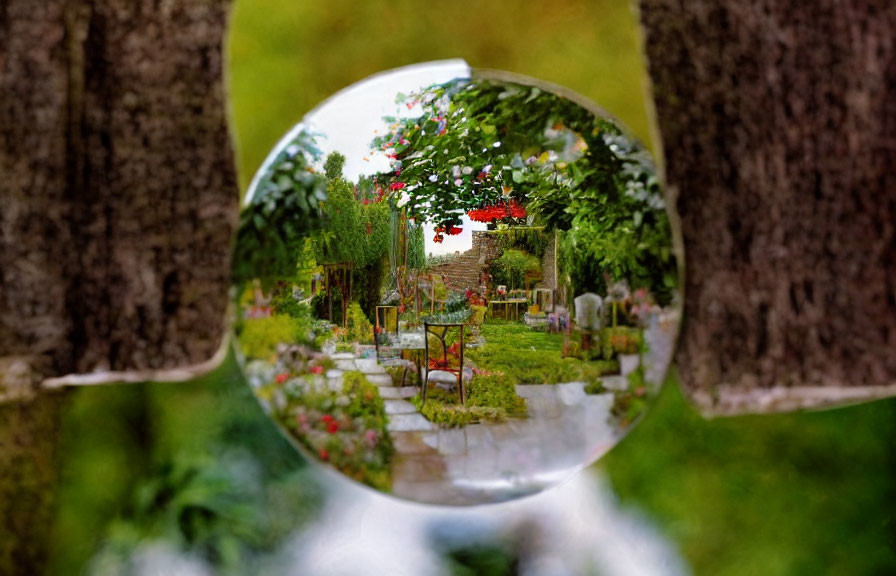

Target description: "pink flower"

left=275, top=373, right=289, bottom=384
left=311, top=365, right=323, bottom=375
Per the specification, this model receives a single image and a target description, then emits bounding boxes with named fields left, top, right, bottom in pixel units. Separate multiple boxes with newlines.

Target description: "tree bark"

left=639, top=1, right=896, bottom=413
left=0, top=1, right=236, bottom=572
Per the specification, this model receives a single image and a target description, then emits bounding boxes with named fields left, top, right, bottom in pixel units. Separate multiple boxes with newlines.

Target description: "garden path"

left=322, top=308, right=678, bottom=505
left=326, top=352, right=623, bottom=505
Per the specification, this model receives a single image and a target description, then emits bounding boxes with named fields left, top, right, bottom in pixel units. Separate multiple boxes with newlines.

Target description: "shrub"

left=466, top=373, right=527, bottom=417
left=413, top=373, right=526, bottom=427
left=346, top=301, right=374, bottom=344
left=584, top=379, right=607, bottom=395
left=237, top=315, right=305, bottom=361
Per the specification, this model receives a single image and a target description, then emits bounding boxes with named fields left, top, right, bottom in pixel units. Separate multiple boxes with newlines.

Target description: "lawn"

left=465, top=321, right=619, bottom=385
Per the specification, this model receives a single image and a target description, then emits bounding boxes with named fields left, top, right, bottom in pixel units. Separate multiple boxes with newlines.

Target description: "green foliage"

left=371, top=77, right=676, bottom=304
left=604, top=376, right=896, bottom=576
left=413, top=391, right=504, bottom=428
left=237, top=315, right=309, bottom=361
left=49, top=354, right=319, bottom=575
left=491, top=227, right=550, bottom=259
left=345, top=302, right=374, bottom=344
left=270, top=285, right=312, bottom=319
left=584, top=379, right=606, bottom=394
left=314, top=176, right=364, bottom=265
left=414, top=372, right=525, bottom=427
left=610, top=367, right=649, bottom=427
left=278, top=371, right=393, bottom=491
left=491, top=249, right=540, bottom=290
left=232, top=131, right=327, bottom=288
left=466, top=322, right=617, bottom=385
left=324, top=151, right=346, bottom=179
left=466, top=373, right=527, bottom=417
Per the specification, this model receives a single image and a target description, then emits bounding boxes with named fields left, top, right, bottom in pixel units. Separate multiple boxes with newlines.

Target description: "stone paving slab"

left=355, top=358, right=386, bottom=374
left=556, top=382, right=587, bottom=405
left=602, top=375, right=628, bottom=391
left=330, top=353, right=356, bottom=360
left=387, top=413, right=435, bottom=432
left=390, top=431, right=436, bottom=455
left=378, top=386, right=418, bottom=399
left=437, top=428, right=467, bottom=455
left=384, top=399, right=418, bottom=415
left=365, top=373, right=394, bottom=387
left=325, top=369, right=343, bottom=379
left=335, top=359, right=356, bottom=371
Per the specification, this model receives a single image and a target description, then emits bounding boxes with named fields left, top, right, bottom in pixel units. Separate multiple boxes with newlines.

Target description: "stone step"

left=365, top=373, right=394, bottom=387
left=379, top=386, right=418, bottom=399
left=384, top=399, right=418, bottom=415
left=387, top=413, right=435, bottom=432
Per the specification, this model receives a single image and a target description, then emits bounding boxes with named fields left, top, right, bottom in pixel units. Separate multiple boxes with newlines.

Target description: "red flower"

left=389, top=182, right=406, bottom=191
left=362, top=198, right=370, bottom=205
left=319, top=449, right=329, bottom=461
left=275, top=373, right=289, bottom=384
left=311, top=365, right=324, bottom=375
left=326, top=421, right=340, bottom=434
left=321, top=414, right=334, bottom=423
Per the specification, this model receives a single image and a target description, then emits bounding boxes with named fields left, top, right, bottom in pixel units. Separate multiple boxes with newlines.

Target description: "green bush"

left=237, top=315, right=306, bottom=361
left=413, top=392, right=504, bottom=428
left=584, top=379, right=607, bottom=394
left=346, top=301, right=374, bottom=344
left=466, top=373, right=527, bottom=417
left=413, top=373, right=526, bottom=427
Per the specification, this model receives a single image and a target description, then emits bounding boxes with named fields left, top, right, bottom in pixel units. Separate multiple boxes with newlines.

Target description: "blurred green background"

left=45, top=1, right=895, bottom=574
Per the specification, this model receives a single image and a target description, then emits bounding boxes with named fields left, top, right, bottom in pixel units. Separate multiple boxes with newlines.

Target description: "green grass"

left=414, top=371, right=527, bottom=427
left=466, top=321, right=618, bottom=385
left=603, top=373, right=896, bottom=576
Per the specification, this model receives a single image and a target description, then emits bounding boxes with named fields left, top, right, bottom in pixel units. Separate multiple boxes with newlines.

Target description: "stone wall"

left=432, top=230, right=557, bottom=295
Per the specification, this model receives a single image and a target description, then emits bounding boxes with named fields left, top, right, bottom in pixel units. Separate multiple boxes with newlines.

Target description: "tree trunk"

left=0, top=1, right=236, bottom=572
left=638, top=1, right=896, bottom=413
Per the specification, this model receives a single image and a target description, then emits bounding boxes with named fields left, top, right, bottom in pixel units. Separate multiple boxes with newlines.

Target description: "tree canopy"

left=372, top=78, right=677, bottom=301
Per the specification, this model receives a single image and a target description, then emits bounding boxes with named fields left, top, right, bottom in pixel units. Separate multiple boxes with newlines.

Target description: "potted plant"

left=608, top=329, right=642, bottom=376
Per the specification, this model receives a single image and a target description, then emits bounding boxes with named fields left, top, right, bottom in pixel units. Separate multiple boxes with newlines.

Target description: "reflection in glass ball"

left=232, top=61, right=680, bottom=505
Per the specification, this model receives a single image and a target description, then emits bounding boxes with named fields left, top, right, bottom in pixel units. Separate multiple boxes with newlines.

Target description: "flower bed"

left=274, top=371, right=393, bottom=491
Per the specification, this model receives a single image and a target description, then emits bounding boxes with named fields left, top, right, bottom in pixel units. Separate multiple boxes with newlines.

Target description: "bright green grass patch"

left=466, top=321, right=618, bottom=385
left=413, top=372, right=526, bottom=428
